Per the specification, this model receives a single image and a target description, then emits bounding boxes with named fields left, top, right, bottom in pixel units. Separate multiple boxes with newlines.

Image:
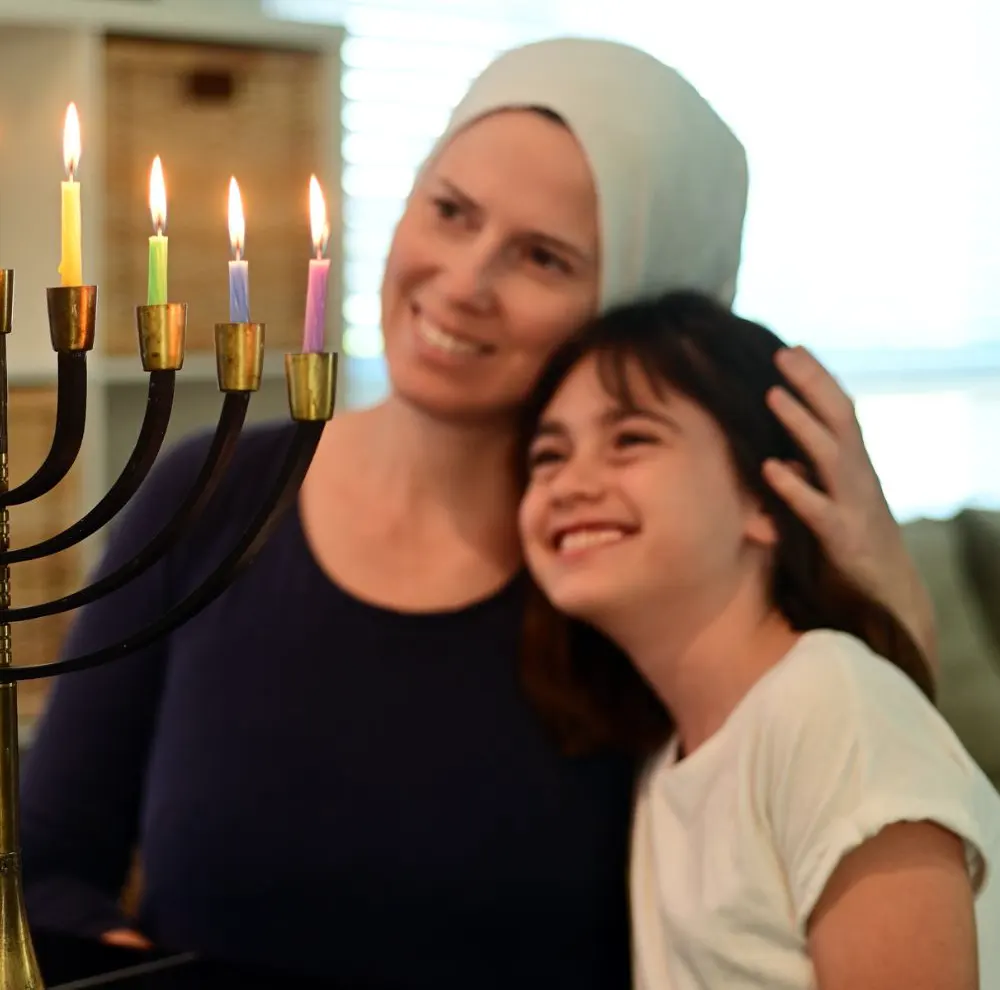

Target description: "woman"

left=21, top=38, right=934, bottom=986
left=518, top=290, right=997, bottom=989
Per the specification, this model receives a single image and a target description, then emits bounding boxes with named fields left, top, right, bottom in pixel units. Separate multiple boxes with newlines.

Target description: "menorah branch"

left=0, top=371, right=175, bottom=564
left=1, top=286, right=98, bottom=510
left=0, top=321, right=277, bottom=619
left=0, top=418, right=325, bottom=685
left=0, top=392, right=250, bottom=623
left=0, top=353, right=86, bottom=508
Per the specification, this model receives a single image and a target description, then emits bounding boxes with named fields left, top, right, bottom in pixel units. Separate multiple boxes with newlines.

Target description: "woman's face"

left=381, top=110, right=600, bottom=424
left=518, top=354, right=776, bottom=634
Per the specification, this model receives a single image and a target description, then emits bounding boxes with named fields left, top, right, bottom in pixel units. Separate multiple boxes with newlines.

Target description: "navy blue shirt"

left=21, top=423, right=635, bottom=987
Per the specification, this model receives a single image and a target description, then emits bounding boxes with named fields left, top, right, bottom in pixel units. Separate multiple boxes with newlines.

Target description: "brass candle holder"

left=0, top=271, right=336, bottom=989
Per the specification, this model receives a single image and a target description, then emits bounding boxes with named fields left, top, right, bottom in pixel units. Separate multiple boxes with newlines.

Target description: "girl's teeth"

left=559, top=529, right=626, bottom=553
left=417, top=317, right=482, bottom=355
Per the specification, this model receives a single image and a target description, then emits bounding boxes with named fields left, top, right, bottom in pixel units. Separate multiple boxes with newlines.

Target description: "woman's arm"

left=763, top=345, right=937, bottom=670
left=807, top=820, right=978, bottom=990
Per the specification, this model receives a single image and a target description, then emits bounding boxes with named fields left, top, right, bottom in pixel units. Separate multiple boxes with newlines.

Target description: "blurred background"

left=323, top=0, right=1000, bottom=526
left=0, top=0, right=997, bottom=751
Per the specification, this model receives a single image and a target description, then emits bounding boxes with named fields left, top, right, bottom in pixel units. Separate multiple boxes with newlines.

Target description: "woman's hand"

left=101, top=928, right=153, bottom=951
left=762, top=345, right=937, bottom=670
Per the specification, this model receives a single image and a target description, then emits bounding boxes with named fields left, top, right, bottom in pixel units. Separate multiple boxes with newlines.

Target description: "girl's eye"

left=526, top=446, right=564, bottom=471
left=614, top=430, right=658, bottom=449
left=526, top=244, right=571, bottom=274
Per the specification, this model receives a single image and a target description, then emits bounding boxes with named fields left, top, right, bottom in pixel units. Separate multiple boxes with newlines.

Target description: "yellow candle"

left=59, top=103, right=82, bottom=286
left=147, top=156, right=168, bottom=305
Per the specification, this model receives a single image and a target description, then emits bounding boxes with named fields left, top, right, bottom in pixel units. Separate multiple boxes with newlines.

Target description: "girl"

left=519, top=290, right=999, bottom=989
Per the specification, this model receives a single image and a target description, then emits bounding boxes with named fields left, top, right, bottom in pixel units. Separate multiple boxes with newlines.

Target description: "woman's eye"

left=527, top=245, right=571, bottom=274
left=433, top=197, right=462, bottom=221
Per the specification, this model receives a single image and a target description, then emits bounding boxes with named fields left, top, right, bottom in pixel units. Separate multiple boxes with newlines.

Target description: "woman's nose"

left=437, top=241, right=499, bottom=312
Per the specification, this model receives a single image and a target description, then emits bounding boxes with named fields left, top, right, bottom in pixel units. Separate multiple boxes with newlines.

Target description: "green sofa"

left=904, top=508, right=1000, bottom=788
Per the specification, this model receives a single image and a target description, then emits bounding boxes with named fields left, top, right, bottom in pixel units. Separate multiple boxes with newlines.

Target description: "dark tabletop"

left=35, top=928, right=338, bottom=989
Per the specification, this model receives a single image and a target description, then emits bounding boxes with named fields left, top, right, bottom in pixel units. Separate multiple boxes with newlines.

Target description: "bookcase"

left=0, top=3, right=343, bottom=715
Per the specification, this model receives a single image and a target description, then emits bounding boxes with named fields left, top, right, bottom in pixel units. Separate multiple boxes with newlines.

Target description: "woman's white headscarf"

left=423, top=37, right=748, bottom=310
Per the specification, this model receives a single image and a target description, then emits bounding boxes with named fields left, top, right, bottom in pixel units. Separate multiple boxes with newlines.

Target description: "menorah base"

left=0, top=865, right=40, bottom=985
left=0, top=879, right=41, bottom=990
left=0, top=680, right=40, bottom=990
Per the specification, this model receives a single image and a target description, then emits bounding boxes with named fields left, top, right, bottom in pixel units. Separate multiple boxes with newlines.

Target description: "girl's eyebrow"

left=603, top=407, right=672, bottom=426
left=531, top=404, right=676, bottom=442
left=532, top=418, right=568, bottom=441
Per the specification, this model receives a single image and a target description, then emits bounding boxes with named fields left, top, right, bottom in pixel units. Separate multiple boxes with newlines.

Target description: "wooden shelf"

left=103, top=35, right=330, bottom=356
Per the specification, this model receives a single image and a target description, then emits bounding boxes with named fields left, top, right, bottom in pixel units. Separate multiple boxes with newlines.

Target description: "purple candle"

left=229, top=259, right=249, bottom=323
left=228, top=177, right=250, bottom=322
left=303, top=175, right=330, bottom=353
left=303, top=258, right=330, bottom=352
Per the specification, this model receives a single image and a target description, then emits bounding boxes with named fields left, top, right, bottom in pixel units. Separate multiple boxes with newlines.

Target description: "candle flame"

left=228, top=176, right=245, bottom=259
left=309, top=175, right=329, bottom=258
left=63, top=103, right=81, bottom=179
left=149, top=156, right=167, bottom=235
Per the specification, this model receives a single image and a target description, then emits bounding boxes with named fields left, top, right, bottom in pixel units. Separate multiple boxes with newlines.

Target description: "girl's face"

left=381, top=110, right=600, bottom=425
left=518, top=354, right=777, bottom=635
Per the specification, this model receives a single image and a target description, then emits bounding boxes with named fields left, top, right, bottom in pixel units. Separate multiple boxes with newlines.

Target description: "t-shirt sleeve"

left=760, top=632, right=994, bottom=929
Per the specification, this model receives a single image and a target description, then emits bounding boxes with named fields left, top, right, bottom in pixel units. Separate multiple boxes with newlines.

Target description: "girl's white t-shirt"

left=630, top=629, right=1000, bottom=989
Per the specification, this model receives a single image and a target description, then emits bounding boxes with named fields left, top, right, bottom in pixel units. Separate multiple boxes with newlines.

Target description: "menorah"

left=0, top=268, right=336, bottom=989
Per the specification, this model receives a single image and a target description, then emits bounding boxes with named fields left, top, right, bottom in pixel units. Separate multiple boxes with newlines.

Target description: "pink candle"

left=303, top=257, right=330, bottom=352
left=303, top=175, right=330, bottom=353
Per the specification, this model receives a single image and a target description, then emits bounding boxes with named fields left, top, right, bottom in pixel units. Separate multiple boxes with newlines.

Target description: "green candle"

left=147, top=233, right=167, bottom=305
left=147, top=155, right=168, bottom=305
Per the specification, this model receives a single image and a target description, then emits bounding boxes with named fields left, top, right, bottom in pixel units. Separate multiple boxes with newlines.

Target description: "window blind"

left=268, top=0, right=999, bottom=519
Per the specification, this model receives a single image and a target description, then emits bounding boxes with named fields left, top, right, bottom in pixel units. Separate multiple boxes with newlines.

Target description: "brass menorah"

left=0, top=268, right=336, bottom=989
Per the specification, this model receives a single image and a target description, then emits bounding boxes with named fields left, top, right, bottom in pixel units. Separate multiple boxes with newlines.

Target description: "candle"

left=302, top=174, right=330, bottom=353
left=228, top=176, right=249, bottom=322
left=59, top=103, right=82, bottom=286
left=147, top=156, right=168, bottom=305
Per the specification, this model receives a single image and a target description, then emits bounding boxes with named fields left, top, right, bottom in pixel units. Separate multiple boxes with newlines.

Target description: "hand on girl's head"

left=762, top=343, right=923, bottom=639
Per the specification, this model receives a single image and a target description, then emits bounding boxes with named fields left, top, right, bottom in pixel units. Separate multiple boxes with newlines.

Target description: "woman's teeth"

left=558, top=528, right=627, bottom=553
left=417, top=317, right=484, bottom=356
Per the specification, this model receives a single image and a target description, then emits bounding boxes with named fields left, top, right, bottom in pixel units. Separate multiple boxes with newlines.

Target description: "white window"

left=267, top=0, right=1000, bottom=521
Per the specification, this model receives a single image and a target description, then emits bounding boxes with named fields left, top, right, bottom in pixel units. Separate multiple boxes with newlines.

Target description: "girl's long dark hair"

left=517, top=291, right=934, bottom=758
